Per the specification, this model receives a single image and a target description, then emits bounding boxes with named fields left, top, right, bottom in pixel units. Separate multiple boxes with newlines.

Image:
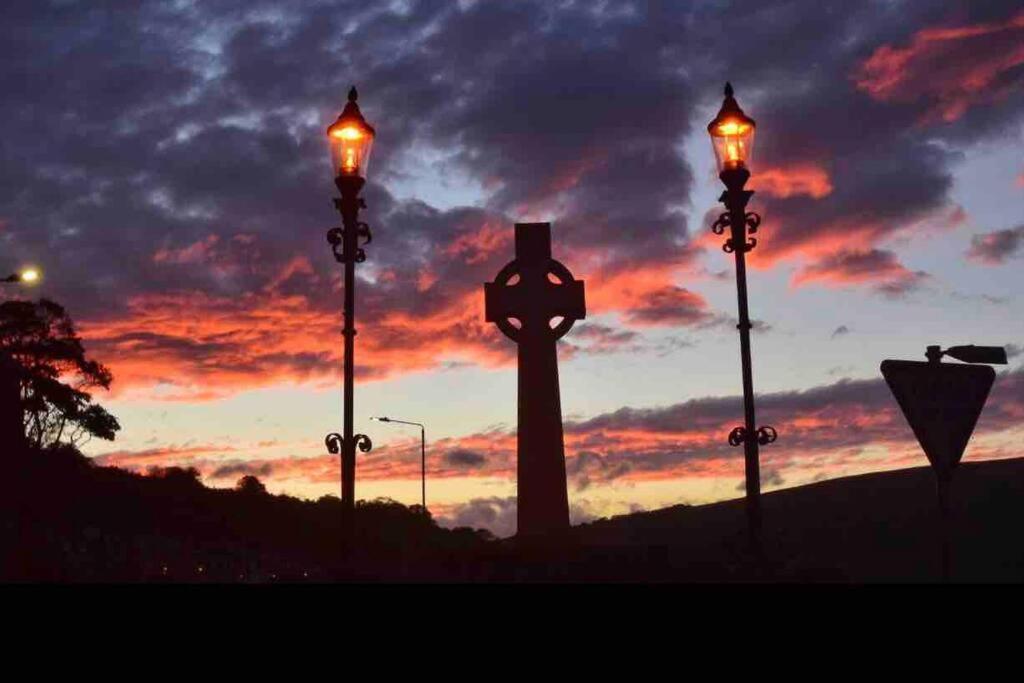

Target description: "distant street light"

left=2, top=267, right=41, bottom=284
left=371, top=416, right=427, bottom=514
left=323, top=87, right=377, bottom=514
left=707, top=83, right=776, bottom=559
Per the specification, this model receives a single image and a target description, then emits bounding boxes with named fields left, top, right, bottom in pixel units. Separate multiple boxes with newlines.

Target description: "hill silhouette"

left=1, top=444, right=494, bottom=582
left=563, top=458, right=1024, bottom=582
left=4, top=443, right=1023, bottom=582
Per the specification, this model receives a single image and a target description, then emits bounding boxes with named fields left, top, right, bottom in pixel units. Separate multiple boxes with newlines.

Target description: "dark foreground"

left=3, top=446, right=1023, bottom=582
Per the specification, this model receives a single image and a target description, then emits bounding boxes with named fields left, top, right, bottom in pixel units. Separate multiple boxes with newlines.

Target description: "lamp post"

left=323, top=87, right=376, bottom=514
left=707, top=83, right=777, bottom=558
left=371, top=416, right=427, bottom=513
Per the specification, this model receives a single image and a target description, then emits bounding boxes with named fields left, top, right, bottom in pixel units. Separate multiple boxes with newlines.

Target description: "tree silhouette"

left=236, top=474, right=268, bottom=495
left=147, top=465, right=202, bottom=488
left=0, top=299, right=120, bottom=449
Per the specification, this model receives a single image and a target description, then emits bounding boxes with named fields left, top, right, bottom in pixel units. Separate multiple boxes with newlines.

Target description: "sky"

left=2, top=0, right=1023, bottom=537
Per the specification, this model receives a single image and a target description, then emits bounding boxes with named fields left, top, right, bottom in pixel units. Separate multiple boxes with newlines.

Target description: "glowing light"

left=707, top=83, right=757, bottom=173
left=326, top=87, right=376, bottom=179
left=327, top=120, right=374, bottom=177
left=20, top=268, right=40, bottom=283
left=331, top=126, right=363, bottom=140
left=716, top=120, right=750, bottom=136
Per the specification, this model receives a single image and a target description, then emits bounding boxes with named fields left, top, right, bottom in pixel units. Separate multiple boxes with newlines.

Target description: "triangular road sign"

left=880, top=360, right=996, bottom=479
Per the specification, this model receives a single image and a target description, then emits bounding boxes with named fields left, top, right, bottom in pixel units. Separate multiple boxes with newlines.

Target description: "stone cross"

left=484, top=223, right=585, bottom=537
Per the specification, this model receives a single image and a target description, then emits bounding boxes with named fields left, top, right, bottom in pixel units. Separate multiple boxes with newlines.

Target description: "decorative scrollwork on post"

left=712, top=212, right=731, bottom=235
left=723, top=238, right=758, bottom=253
left=755, top=425, right=777, bottom=445
left=713, top=210, right=762, bottom=252
left=728, top=425, right=778, bottom=446
left=324, top=432, right=373, bottom=455
left=354, top=433, right=373, bottom=453
left=326, top=222, right=374, bottom=264
left=326, top=227, right=345, bottom=263
left=356, top=221, right=372, bottom=246
left=745, top=211, right=761, bottom=233
left=325, top=432, right=344, bottom=454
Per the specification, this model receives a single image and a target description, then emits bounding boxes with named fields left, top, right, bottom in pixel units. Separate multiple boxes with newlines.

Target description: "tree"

left=236, top=474, right=268, bottom=495
left=0, top=298, right=120, bottom=449
left=147, top=465, right=202, bottom=488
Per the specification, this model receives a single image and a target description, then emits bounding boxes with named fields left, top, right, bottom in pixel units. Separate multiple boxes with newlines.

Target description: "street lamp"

left=707, top=82, right=777, bottom=558
left=371, top=416, right=427, bottom=514
left=2, top=267, right=41, bottom=284
left=323, top=87, right=376, bottom=514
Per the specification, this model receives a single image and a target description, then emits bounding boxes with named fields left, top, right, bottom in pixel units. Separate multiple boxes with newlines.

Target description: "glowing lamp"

left=327, top=86, right=376, bottom=180
left=2, top=267, right=41, bottom=284
left=707, top=82, right=756, bottom=173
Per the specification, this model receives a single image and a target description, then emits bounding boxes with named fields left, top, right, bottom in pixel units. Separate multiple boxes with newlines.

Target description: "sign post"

left=880, top=345, right=1006, bottom=581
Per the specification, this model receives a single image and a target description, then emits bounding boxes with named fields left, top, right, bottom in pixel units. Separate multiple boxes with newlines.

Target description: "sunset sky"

left=3, top=0, right=1023, bottom=536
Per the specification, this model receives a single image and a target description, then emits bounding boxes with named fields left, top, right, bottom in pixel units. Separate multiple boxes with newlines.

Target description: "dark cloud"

left=437, top=493, right=598, bottom=537
left=794, top=249, right=930, bottom=297
left=566, top=450, right=632, bottom=491
left=624, top=286, right=717, bottom=327
left=210, top=461, right=274, bottom=479
left=560, top=365, right=1024, bottom=480
left=97, top=365, right=1024, bottom=519
left=564, top=323, right=642, bottom=356
left=2, top=0, right=1022, bottom=396
left=967, top=225, right=1024, bottom=264
left=949, top=291, right=1009, bottom=306
left=653, top=336, right=697, bottom=358
left=438, top=496, right=517, bottom=538
left=445, top=448, right=486, bottom=468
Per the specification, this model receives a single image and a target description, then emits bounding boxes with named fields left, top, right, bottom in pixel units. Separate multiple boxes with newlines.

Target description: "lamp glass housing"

left=709, top=116, right=755, bottom=172
left=328, top=118, right=375, bottom=179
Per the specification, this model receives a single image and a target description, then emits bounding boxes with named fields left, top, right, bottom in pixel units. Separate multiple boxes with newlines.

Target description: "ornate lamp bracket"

left=326, top=221, right=373, bottom=264
left=712, top=210, right=762, bottom=253
left=727, top=425, right=778, bottom=447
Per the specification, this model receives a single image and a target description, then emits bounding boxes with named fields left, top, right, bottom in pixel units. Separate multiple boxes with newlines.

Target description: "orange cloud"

left=585, top=262, right=716, bottom=328
left=854, top=10, right=1024, bottom=122
left=153, top=235, right=220, bottom=265
left=791, top=248, right=927, bottom=296
left=95, top=443, right=240, bottom=470
left=91, top=369, right=1024, bottom=516
left=442, top=221, right=513, bottom=265
left=735, top=202, right=966, bottom=277
left=79, top=217, right=718, bottom=399
left=756, top=164, right=833, bottom=199
left=80, top=285, right=512, bottom=401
